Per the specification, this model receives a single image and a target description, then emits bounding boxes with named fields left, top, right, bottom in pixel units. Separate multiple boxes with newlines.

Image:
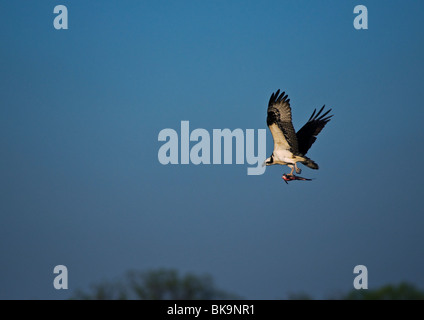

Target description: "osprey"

left=264, top=89, right=333, bottom=176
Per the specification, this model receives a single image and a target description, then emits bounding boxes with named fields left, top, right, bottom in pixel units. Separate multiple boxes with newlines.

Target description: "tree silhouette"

left=72, top=268, right=241, bottom=300
left=343, top=282, right=424, bottom=300
left=72, top=269, right=424, bottom=300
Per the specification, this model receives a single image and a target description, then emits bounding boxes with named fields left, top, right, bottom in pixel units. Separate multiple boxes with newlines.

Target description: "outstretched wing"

left=296, top=105, right=333, bottom=155
left=267, top=90, right=299, bottom=154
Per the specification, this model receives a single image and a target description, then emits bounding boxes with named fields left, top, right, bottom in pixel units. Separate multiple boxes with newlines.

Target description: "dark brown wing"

left=296, top=105, right=333, bottom=155
left=267, top=90, right=299, bottom=154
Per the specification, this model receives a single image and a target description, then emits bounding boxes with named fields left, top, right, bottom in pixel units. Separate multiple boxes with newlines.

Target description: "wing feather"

left=267, top=90, right=299, bottom=154
left=296, top=105, right=333, bottom=155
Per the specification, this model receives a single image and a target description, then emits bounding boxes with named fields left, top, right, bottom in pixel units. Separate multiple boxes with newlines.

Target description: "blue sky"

left=1, top=1, right=424, bottom=299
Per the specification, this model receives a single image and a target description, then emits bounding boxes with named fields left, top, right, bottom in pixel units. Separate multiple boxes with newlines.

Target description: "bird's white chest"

left=273, top=149, right=295, bottom=164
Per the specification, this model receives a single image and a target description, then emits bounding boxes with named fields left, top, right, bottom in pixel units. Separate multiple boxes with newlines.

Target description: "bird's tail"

left=296, top=155, right=319, bottom=170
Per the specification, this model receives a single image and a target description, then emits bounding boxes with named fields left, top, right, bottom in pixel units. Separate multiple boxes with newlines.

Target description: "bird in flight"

left=264, top=89, right=333, bottom=177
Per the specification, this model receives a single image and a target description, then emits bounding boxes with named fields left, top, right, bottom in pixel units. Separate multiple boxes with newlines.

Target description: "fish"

left=282, top=174, right=313, bottom=184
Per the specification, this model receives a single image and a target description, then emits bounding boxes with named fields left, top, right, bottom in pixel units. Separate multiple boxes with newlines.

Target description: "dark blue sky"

left=1, top=1, right=424, bottom=299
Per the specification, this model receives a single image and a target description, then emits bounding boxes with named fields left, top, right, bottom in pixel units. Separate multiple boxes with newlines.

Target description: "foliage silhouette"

left=72, top=268, right=241, bottom=300
left=342, top=282, right=424, bottom=300
left=72, top=269, right=424, bottom=300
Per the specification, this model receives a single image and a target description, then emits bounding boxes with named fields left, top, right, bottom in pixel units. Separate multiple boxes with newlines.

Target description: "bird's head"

left=262, top=155, right=274, bottom=167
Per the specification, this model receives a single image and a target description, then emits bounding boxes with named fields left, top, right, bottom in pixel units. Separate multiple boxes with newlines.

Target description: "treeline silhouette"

left=72, top=269, right=240, bottom=300
left=71, top=268, right=424, bottom=300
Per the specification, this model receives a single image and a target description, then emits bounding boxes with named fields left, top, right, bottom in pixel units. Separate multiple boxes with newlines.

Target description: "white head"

left=263, top=154, right=274, bottom=166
